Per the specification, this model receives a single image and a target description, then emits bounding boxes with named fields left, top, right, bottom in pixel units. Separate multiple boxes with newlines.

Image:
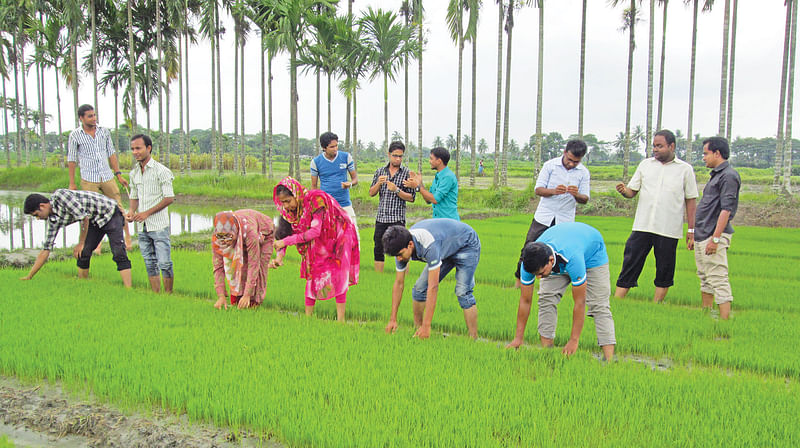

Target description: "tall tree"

left=717, top=0, right=731, bottom=136
left=466, top=0, right=480, bottom=186
left=492, top=0, right=503, bottom=187
left=578, top=0, right=587, bottom=137
left=362, top=6, right=415, bottom=152
left=775, top=0, right=793, bottom=188
left=446, top=0, right=467, bottom=179
left=127, top=0, right=137, bottom=132
left=655, top=0, right=668, bottom=131
left=610, top=0, right=641, bottom=181
left=335, top=13, right=371, bottom=163
left=684, top=0, right=714, bottom=166
left=646, top=0, right=655, bottom=156
left=414, top=0, right=424, bottom=173
left=783, top=0, right=798, bottom=194
left=725, top=0, right=738, bottom=141
left=534, top=0, right=544, bottom=177
left=199, top=0, right=218, bottom=171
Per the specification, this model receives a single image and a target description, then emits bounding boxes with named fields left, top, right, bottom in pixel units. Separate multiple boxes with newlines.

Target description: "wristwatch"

left=114, top=171, right=122, bottom=176
left=415, top=185, right=421, bottom=192
left=712, top=236, right=721, bottom=244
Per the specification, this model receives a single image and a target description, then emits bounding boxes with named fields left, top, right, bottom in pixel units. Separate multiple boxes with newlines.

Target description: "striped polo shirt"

left=129, top=158, right=175, bottom=232
left=67, top=126, right=116, bottom=182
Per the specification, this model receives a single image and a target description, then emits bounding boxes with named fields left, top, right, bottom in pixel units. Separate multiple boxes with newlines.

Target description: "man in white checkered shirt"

left=127, top=134, right=175, bottom=293
left=368, top=141, right=416, bottom=272
left=67, top=104, right=132, bottom=251
left=20, top=189, right=132, bottom=287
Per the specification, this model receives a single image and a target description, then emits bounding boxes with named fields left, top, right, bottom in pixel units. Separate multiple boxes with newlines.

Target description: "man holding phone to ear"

left=514, top=139, right=591, bottom=283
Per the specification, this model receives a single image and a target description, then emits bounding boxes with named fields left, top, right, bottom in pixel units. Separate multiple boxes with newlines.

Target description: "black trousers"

left=514, top=217, right=556, bottom=279
left=615, top=231, right=678, bottom=289
left=76, top=209, right=131, bottom=271
left=373, top=220, right=405, bottom=262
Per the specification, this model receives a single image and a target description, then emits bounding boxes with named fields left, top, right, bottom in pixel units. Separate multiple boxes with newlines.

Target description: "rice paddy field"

left=2, top=215, right=799, bottom=446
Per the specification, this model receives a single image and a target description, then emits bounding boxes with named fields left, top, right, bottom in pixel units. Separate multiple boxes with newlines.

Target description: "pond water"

left=0, top=191, right=214, bottom=251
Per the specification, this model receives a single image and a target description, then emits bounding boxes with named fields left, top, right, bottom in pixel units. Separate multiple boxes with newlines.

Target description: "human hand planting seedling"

left=214, top=296, right=229, bottom=310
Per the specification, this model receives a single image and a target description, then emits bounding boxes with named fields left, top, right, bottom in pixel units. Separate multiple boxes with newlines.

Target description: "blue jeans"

left=139, top=226, right=173, bottom=278
left=411, top=242, right=480, bottom=309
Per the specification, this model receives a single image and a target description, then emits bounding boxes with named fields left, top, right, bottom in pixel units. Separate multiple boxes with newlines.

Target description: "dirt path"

left=0, top=376, right=281, bottom=447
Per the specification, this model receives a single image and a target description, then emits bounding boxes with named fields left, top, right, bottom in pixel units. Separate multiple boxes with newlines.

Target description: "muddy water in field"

left=0, top=376, right=282, bottom=447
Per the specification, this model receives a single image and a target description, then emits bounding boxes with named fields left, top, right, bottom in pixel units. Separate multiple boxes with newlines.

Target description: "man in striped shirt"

left=20, top=189, right=132, bottom=287
left=67, top=104, right=132, bottom=251
left=127, top=134, right=175, bottom=293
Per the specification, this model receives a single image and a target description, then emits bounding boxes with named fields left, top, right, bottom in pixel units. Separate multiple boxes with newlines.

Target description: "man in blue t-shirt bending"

left=310, top=131, right=359, bottom=236
left=382, top=219, right=481, bottom=339
left=507, top=222, right=616, bottom=360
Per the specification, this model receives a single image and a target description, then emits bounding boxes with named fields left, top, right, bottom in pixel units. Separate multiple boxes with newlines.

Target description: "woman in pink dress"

left=212, top=209, right=274, bottom=309
left=271, top=177, right=360, bottom=321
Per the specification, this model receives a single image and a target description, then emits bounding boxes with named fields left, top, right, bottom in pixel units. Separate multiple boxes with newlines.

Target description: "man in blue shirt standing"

left=404, top=147, right=459, bottom=220
left=507, top=222, right=616, bottom=361
left=514, top=139, right=590, bottom=282
left=382, top=219, right=480, bottom=339
left=310, top=131, right=359, bottom=237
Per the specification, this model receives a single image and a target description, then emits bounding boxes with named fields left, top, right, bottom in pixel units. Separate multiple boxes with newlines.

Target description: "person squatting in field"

left=21, top=190, right=132, bottom=287
left=382, top=218, right=481, bottom=339
left=127, top=134, right=175, bottom=294
left=614, top=129, right=698, bottom=303
left=368, top=140, right=416, bottom=272
left=212, top=210, right=275, bottom=309
left=690, top=137, right=741, bottom=320
left=271, top=177, right=360, bottom=322
left=507, top=222, right=616, bottom=361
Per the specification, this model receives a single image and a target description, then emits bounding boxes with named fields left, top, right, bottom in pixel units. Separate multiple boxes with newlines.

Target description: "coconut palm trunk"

left=210, top=22, right=217, bottom=171
left=234, top=35, right=240, bottom=171
left=725, top=0, right=738, bottom=141
left=500, top=0, right=515, bottom=186
left=55, top=72, right=64, bottom=167
left=13, top=33, right=21, bottom=166
left=37, top=40, right=46, bottom=168
left=185, top=6, right=193, bottom=173
left=578, top=0, right=587, bottom=137
left=261, top=33, right=266, bottom=176
left=774, top=0, right=792, bottom=188
left=534, top=0, right=544, bottom=177
left=179, top=32, right=185, bottom=175
left=492, top=0, right=503, bottom=188
left=156, top=0, right=164, bottom=162
left=783, top=0, right=798, bottom=194
left=315, top=71, right=320, bottom=154
left=240, top=35, right=245, bottom=175
left=469, top=30, right=477, bottom=186
left=686, top=0, right=699, bottom=165
left=455, top=7, right=464, bottom=180
left=215, top=4, right=223, bottom=173
left=290, top=45, right=300, bottom=181
left=21, top=41, right=30, bottom=165
left=646, top=0, right=655, bottom=156
left=91, top=0, right=98, bottom=114
left=128, top=0, right=137, bottom=133
left=417, top=0, right=424, bottom=174
left=622, top=1, right=636, bottom=181
left=268, top=48, right=273, bottom=179
left=353, top=89, right=358, bottom=161
left=3, top=79, right=9, bottom=167
left=717, top=0, right=731, bottom=136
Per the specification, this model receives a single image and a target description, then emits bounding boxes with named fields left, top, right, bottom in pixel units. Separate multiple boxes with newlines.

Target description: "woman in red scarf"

left=271, top=177, right=359, bottom=321
left=212, top=209, right=274, bottom=309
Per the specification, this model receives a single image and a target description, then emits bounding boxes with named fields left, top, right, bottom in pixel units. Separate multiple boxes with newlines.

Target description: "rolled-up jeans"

left=411, top=241, right=481, bottom=310
left=139, top=225, right=173, bottom=278
left=537, top=263, right=616, bottom=346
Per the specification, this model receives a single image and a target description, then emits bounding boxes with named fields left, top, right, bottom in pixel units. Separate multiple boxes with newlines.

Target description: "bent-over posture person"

left=127, top=134, right=175, bottom=293
left=21, top=190, right=132, bottom=287
left=507, top=222, right=616, bottom=360
left=382, top=219, right=481, bottom=339
left=212, top=210, right=274, bottom=309
left=271, top=177, right=360, bottom=322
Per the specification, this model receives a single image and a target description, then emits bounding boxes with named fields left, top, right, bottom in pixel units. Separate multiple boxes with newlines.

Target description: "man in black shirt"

left=689, top=137, right=740, bottom=320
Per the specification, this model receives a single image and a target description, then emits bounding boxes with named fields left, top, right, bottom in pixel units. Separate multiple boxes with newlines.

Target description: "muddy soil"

left=0, top=376, right=280, bottom=448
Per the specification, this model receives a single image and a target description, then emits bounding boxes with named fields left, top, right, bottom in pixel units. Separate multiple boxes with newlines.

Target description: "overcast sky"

left=22, top=0, right=798, bottom=150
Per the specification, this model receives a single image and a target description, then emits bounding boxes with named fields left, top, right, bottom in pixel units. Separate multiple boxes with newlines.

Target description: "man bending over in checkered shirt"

left=20, top=190, right=132, bottom=287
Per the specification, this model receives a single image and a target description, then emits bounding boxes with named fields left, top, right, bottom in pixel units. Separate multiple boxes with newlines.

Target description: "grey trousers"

left=537, top=263, right=616, bottom=346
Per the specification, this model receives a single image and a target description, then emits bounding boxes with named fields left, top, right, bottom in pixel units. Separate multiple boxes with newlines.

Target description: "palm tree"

left=447, top=0, right=468, bottom=179
left=610, top=0, right=641, bottom=181
left=413, top=0, right=424, bottom=173
left=127, top=0, right=137, bottom=132
left=655, top=0, right=668, bottom=131
left=249, top=0, right=280, bottom=177
left=335, top=13, right=371, bottom=162
left=465, top=0, right=480, bottom=186
left=775, top=0, right=794, bottom=188
left=0, top=31, right=11, bottom=167
left=717, top=0, right=731, bottom=136
left=725, top=0, right=738, bottom=141
left=199, top=0, right=218, bottom=171
left=298, top=8, right=338, bottom=153
left=400, top=1, right=412, bottom=146
left=534, top=0, right=544, bottom=178
left=684, top=0, right=714, bottom=166
left=362, top=7, right=415, bottom=154
left=783, top=0, right=798, bottom=194
left=433, top=135, right=444, bottom=148
left=645, top=0, right=655, bottom=156
left=90, top=0, right=98, bottom=115
left=492, top=0, right=503, bottom=188
left=578, top=0, right=587, bottom=137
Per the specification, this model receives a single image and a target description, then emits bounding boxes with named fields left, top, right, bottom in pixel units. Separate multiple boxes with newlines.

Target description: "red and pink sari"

left=273, top=177, right=359, bottom=301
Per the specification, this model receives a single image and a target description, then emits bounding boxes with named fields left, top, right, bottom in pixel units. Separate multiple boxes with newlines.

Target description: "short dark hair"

left=430, top=147, right=450, bottom=166
left=702, top=136, right=730, bottom=160
left=521, top=242, right=551, bottom=275
left=77, top=104, right=94, bottom=118
left=275, top=215, right=293, bottom=240
left=275, top=184, right=293, bottom=197
left=131, top=133, right=153, bottom=149
left=564, top=139, right=587, bottom=158
left=388, top=141, right=405, bottom=153
left=24, top=193, right=49, bottom=214
left=382, top=225, right=413, bottom=256
left=654, top=129, right=676, bottom=146
left=320, top=132, right=338, bottom=149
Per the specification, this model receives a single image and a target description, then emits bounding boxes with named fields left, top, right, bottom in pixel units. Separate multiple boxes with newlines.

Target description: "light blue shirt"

left=395, top=219, right=479, bottom=272
left=429, top=166, right=459, bottom=220
left=520, top=222, right=608, bottom=287
left=310, top=151, right=355, bottom=207
left=533, top=156, right=590, bottom=225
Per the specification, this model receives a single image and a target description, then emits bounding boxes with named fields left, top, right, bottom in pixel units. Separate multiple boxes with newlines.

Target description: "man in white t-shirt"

left=614, top=129, right=698, bottom=303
